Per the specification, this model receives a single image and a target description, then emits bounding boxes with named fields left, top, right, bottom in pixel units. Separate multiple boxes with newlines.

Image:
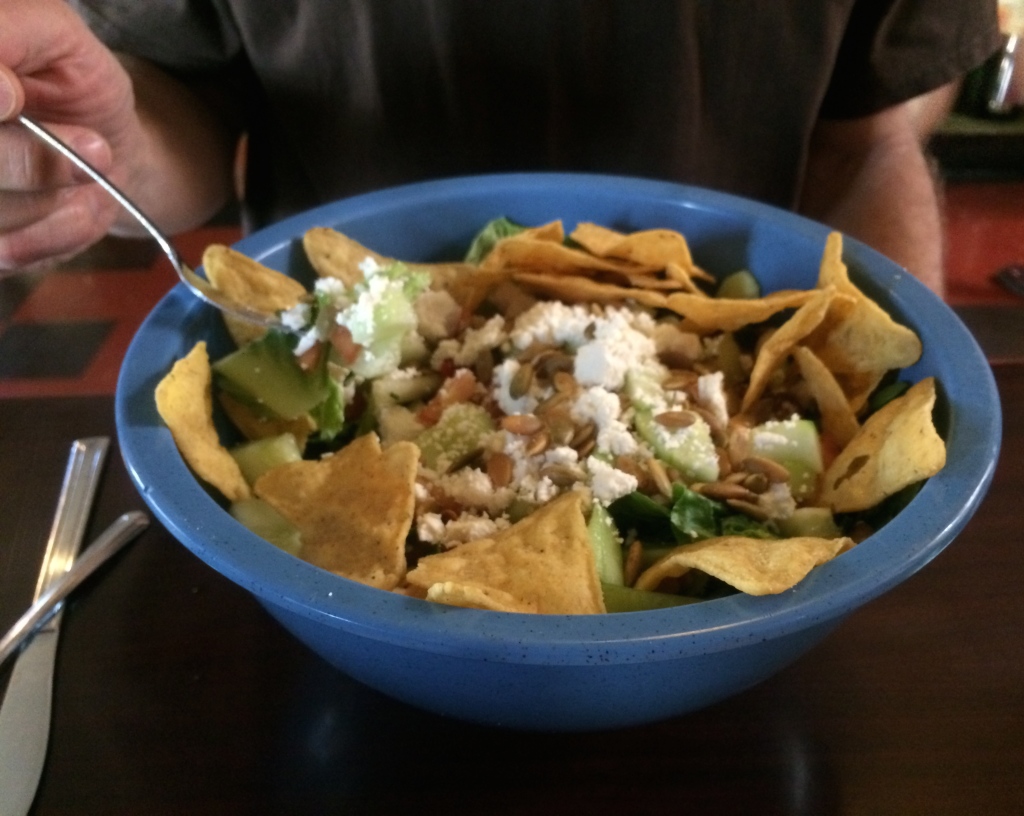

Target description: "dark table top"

left=1, top=364, right=1021, bottom=816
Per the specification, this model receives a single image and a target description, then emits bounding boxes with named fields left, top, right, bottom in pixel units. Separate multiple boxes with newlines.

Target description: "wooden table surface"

left=0, top=368, right=1019, bottom=815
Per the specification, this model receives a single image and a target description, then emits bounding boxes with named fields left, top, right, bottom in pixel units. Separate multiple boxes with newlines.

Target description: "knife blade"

left=0, top=511, right=150, bottom=668
left=0, top=437, right=110, bottom=816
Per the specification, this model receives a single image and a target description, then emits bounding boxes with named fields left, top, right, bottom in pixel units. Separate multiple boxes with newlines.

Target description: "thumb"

left=0, top=65, right=24, bottom=121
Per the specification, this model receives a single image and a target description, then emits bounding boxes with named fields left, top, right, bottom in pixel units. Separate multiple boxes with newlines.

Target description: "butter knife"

left=0, top=437, right=110, bottom=816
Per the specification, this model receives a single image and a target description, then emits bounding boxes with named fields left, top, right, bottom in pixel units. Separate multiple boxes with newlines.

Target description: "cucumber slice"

left=601, top=583, right=701, bottom=613
left=343, top=267, right=426, bottom=380
left=716, top=269, right=760, bottom=300
left=626, top=368, right=720, bottom=484
left=230, top=433, right=303, bottom=486
left=415, top=403, right=495, bottom=473
left=587, top=502, right=624, bottom=585
left=378, top=405, right=426, bottom=445
left=623, top=367, right=665, bottom=407
left=776, top=506, right=842, bottom=538
left=633, top=408, right=719, bottom=484
left=749, top=418, right=823, bottom=499
left=230, top=497, right=302, bottom=556
left=214, top=331, right=328, bottom=420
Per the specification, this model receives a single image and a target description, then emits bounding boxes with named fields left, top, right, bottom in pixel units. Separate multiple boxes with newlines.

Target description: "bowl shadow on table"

left=265, top=651, right=842, bottom=815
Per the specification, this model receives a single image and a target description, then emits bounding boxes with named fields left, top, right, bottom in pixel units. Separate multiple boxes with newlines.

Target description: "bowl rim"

left=116, top=172, right=1002, bottom=666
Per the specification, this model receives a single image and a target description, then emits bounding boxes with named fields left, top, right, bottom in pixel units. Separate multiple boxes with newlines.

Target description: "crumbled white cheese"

left=597, top=423, right=639, bottom=456
left=415, top=289, right=462, bottom=342
left=543, top=446, right=579, bottom=467
left=571, top=386, right=621, bottom=428
left=492, top=358, right=541, bottom=415
left=417, top=511, right=512, bottom=548
left=432, top=467, right=515, bottom=515
left=284, top=276, right=355, bottom=356
left=440, top=512, right=510, bottom=547
left=759, top=481, right=796, bottom=520
left=573, top=309, right=658, bottom=390
left=697, top=371, right=730, bottom=429
left=532, top=475, right=560, bottom=504
left=337, top=273, right=394, bottom=345
left=761, top=414, right=803, bottom=434
left=586, top=456, right=639, bottom=505
left=358, top=256, right=383, bottom=277
left=498, top=435, right=569, bottom=504
left=280, top=302, right=311, bottom=331
left=417, top=512, right=446, bottom=544
left=571, top=386, right=637, bottom=455
left=510, top=301, right=594, bottom=350
left=291, top=327, right=320, bottom=357
left=431, top=314, right=507, bottom=369
left=314, top=276, right=350, bottom=302
left=414, top=481, right=431, bottom=503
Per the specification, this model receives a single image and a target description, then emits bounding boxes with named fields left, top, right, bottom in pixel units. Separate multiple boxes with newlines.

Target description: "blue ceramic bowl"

left=116, top=173, right=1001, bottom=731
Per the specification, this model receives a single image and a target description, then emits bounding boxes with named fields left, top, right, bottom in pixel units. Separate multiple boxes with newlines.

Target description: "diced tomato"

left=436, top=358, right=457, bottom=379
left=296, top=342, right=325, bottom=372
left=417, top=369, right=478, bottom=426
left=330, top=325, right=363, bottom=364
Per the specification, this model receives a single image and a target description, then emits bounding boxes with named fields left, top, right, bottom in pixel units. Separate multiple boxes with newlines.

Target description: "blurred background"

left=1, top=2, right=1022, bottom=399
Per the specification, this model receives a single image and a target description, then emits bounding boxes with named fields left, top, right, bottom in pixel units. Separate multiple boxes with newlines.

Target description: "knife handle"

left=34, top=437, right=110, bottom=612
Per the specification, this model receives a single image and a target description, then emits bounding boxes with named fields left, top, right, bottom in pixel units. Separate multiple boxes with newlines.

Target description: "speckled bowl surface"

left=116, top=173, right=1001, bottom=731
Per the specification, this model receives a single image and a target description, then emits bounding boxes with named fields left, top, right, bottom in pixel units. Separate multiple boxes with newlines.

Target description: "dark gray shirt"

left=73, top=0, right=1001, bottom=229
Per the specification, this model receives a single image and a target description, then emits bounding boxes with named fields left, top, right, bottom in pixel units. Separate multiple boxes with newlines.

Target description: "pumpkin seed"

left=524, top=429, right=551, bottom=457
left=696, top=481, right=758, bottom=503
left=740, top=455, right=791, bottom=484
left=509, top=361, right=535, bottom=399
left=501, top=413, right=544, bottom=435
left=647, top=457, right=674, bottom=499
left=654, top=410, right=698, bottom=429
left=486, top=452, right=514, bottom=488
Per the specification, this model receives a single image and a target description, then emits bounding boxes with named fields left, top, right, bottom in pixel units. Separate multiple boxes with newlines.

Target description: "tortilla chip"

left=805, top=233, right=922, bottom=409
left=155, top=342, right=251, bottom=502
left=425, top=582, right=538, bottom=614
left=217, top=390, right=315, bottom=449
left=405, top=492, right=605, bottom=614
left=791, top=345, right=860, bottom=448
left=664, top=261, right=707, bottom=294
left=741, top=287, right=840, bottom=412
left=481, top=233, right=656, bottom=277
left=567, top=222, right=626, bottom=257
left=521, top=220, right=566, bottom=243
left=203, top=245, right=308, bottom=347
left=303, top=227, right=386, bottom=287
left=570, top=223, right=715, bottom=283
left=427, top=263, right=508, bottom=313
left=513, top=271, right=669, bottom=310
left=254, top=433, right=418, bottom=589
left=624, top=274, right=688, bottom=291
left=819, top=377, right=946, bottom=513
left=304, top=226, right=486, bottom=308
left=665, top=289, right=817, bottom=332
left=634, top=535, right=854, bottom=596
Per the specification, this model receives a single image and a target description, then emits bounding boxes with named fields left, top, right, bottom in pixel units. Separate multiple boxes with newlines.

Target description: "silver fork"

left=18, top=115, right=287, bottom=330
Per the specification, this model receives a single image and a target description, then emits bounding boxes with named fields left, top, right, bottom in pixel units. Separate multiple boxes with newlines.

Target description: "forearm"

left=798, top=101, right=946, bottom=297
left=112, top=55, right=239, bottom=238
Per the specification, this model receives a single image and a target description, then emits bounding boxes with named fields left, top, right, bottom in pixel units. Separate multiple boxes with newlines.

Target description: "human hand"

left=0, top=0, right=141, bottom=273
